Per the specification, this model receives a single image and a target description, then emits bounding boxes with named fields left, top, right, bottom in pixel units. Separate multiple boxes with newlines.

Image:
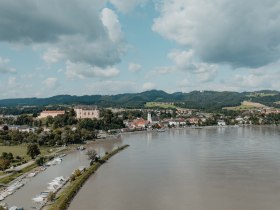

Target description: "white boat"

left=58, top=153, right=66, bottom=158
left=45, top=158, right=62, bottom=166
left=27, top=172, right=36, bottom=178
left=32, top=195, right=44, bottom=203
left=53, top=158, right=62, bottom=164
left=53, top=176, right=65, bottom=181
left=7, top=183, right=24, bottom=193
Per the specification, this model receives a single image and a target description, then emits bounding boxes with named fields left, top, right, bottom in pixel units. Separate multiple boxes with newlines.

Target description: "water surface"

left=69, top=126, right=280, bottom=210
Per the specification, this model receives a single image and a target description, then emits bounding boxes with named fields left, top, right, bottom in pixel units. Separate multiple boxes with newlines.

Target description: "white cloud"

left=142, top=82, right=156, bottom=91
left=109, top=0, right=148, bottom=13
left=161, top=49, right=218, bottom=82
left=42, top=48, right=64, bottom=64
left=101, top=8, right=123, bottom=43
left=0, top=57, right=16, bottom=74
left=43, top=77, right=59, bottom=89
left=168, top=49, right=195, bottom=70
left=65, top=61, right=120, bottom=79
left=128, top=62, right=142, bottom=72
left=177, top=78, right=190, bottom=88
left=0, top=1, right=125, bottom=71
left=8, top=77, right=17, bottom=86
left=153, top=0, right=280, bottom=68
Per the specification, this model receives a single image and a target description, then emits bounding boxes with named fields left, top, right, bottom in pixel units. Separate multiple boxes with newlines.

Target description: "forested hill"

left=0, top=90, right=280, bottom=110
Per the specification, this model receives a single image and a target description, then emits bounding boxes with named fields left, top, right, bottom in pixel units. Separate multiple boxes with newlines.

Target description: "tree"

left=27, top=144, right=41, bottom=159
left=0, top=157, right=10, bottom=170
left=35, top=156, right=46, bottom=166
left=2, top=125, right=9, bottom=131
left=86, top=149, right=97, bottom=160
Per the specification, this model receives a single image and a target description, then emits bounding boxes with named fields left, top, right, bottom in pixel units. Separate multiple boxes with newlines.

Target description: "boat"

left=157, top=129, right=165, bottom=132
left=77, top=146, right=85, bottom=151
left=47, top=176, right=66, bottom=191
left=7, top=183, right=24, bottom=193
left=32, top=195, right=45, bottom=203
left=27, top=172, right=37, bottom=178
left=9, top=207, right=17, bottom=210
left=52, top=158, right=62, bottom=165
left=45, top=158, right=62, bottom=166
left=58, top=153, right=66, bottom=158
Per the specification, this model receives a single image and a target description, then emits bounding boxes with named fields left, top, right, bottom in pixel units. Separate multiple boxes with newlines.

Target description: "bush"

left=35, top=157, right=46, bottom=166
left=73, top=169, right=81, bottom=177
left=47, top=191, right=56, bottom=202
left=70, top=174, right=76, bottom=182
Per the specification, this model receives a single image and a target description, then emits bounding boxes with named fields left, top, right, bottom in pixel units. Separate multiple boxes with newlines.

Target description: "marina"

left=1, top=139, right=122, bottom=209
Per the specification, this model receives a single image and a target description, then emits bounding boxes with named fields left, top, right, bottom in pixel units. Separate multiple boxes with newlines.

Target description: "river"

left=69, top=126, right=280, bottom=210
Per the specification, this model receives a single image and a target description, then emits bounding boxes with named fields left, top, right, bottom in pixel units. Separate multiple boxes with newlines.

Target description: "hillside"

left=0, top=90, right=280, bottom=111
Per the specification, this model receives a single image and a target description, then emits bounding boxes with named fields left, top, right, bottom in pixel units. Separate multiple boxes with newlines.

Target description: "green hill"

left=0, top=90, right=280, bottom=111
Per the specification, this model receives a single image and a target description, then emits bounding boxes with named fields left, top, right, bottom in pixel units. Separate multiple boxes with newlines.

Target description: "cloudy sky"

left=0, top=0, right=280, bottom=99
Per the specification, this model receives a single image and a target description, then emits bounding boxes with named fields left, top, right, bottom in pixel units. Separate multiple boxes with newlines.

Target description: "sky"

left=1, top=0, right=280, bottom=99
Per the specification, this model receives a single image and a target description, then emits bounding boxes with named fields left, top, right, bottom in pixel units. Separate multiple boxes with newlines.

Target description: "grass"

left=145, top=102, right=177, bottom=109
left=0, top=145, right=58, bottom=161
left=246, top=93, right=277, bottom=98
left=0, top=146, right=62, bottom=186
left=49, top=145, right=130, bottom=210
left=0, top=163, right=37, bottom=184
left=223, top=101, right=267, bottom=111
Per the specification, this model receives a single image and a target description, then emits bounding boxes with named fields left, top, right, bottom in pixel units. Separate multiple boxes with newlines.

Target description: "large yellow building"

left=38, top=110, right=65, bottom=119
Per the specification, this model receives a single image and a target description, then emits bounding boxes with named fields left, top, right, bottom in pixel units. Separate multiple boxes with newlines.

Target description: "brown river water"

left=69, top=126, right=280, bottom=210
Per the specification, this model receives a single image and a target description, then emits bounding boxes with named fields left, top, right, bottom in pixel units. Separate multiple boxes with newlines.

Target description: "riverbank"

left=46, top=144, right=129, bottom=210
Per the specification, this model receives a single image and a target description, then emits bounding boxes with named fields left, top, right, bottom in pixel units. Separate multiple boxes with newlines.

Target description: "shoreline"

left=120, top=124, right=280, bottom=136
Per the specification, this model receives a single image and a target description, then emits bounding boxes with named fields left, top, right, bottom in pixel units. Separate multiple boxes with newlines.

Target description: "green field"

left=0, top=145, right=55, bottom=160
left=145, top=102, right=177, bottom=109
left=223, top=101, right=267, bottom=111
left=246, top=93, right=277, bottom=98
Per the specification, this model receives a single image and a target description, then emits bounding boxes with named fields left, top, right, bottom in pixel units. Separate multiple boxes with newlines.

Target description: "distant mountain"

left=0, top=90, right=280, bottom=111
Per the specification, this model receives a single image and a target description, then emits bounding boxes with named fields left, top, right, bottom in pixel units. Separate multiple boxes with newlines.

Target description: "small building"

left=74, top=105, right=100, bottom=120
left=188, top=117, right=200, bottom=125
left=217, top=120, right=226, bottom=126
left=38, top=110, right=65, bottom=119
left=131, top=118, right=147, bottom=129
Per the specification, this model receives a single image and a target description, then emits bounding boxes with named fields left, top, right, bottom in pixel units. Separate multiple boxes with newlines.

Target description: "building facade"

left=38, top=110, right=65, bottom=119
left=74, top=105, right=100, bottom=119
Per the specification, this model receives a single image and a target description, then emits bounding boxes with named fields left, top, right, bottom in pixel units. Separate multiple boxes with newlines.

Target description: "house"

left=74, top=105, right=100, bottom=119
left=235, top=117, right=244, bottom=124
left=217, top=120, right=226, bottom=126
left=188, top=117, right=200, bottom=125
left=38, top=110, right=65, bottom=119
left=18, top=125, right=36, bottom=133
left=6, top=125, right=36, bottom=132
left=131, top=118, right=147, bottom=129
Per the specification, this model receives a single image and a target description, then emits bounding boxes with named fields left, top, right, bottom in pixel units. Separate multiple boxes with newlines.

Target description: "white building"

left=74, top=105, right=100, bottom=119
left=147, top=112, right=152, bottom=124
left=217, top=120, right=226, bottom=126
